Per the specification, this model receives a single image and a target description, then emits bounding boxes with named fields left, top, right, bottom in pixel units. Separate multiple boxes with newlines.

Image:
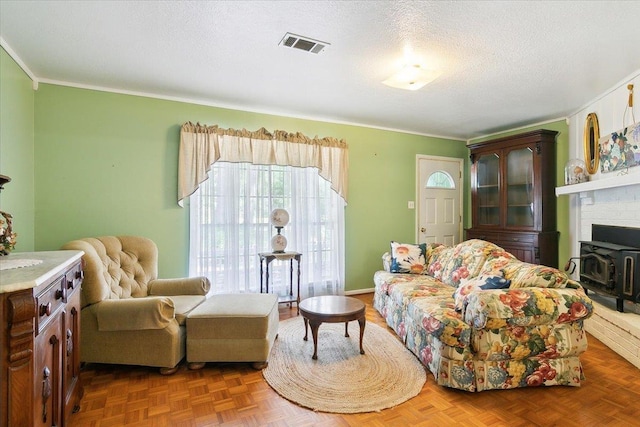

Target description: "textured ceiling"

left=2, top=1, right=640, bottom=140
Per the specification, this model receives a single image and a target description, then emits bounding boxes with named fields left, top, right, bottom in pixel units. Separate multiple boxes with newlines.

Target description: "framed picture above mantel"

left=599, top=121, right=640, bottom=173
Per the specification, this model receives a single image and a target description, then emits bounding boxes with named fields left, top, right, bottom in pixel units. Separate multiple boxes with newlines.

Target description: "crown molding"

left=0, top=37, right=38, bottom=89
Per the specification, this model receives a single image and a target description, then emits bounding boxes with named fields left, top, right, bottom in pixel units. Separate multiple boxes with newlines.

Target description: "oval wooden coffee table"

left=299, top=295, right=366, bottom=360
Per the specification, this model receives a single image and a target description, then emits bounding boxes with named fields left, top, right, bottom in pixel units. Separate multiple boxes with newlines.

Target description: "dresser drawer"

left=498, top=232, right=536, bottom=244
left=466, top=229, right=536, bottom=245
left=35, top=276, right=66, bottom=334
left=64, top=260, right=84, bottom=300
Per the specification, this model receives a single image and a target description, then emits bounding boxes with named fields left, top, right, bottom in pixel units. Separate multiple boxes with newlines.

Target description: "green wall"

left=3, top=44, right=569, bottom=290
left=467, top=120, right=570, bottom=267
left=0, top=47, right=35, bottom=251
left=33, top=84, right=469, bottom=290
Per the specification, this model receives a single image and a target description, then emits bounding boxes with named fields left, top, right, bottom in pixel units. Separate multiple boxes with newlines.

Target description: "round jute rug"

left=262, top=317, right=426, bottom=413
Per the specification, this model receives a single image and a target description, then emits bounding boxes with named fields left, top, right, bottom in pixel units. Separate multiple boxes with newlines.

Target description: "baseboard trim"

left=345, top=288, right=374, bottom=295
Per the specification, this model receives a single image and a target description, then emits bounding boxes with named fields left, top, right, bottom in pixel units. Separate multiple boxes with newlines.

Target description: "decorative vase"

left=564, top=158, right=587, bottom=185
left=0, top=174, right=16, bottom=256
left=0, top=210, right=16, bottom=256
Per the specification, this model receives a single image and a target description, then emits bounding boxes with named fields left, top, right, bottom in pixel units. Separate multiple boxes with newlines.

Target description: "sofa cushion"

left=463, top=287, right=594, bottom=329
left=423, top=242, right=445, bottom=264
left=428, top=239, right=503, bottom=287
left=478, top=253, right=518, bottom=276
left=374, top=271, right=452, bottom=301
left=374, top=270, right=420, bottom=296
left=389, top=241, right=427, bottom=274
left=389, top=278, right=457, bottom=308
left=453, top=274, right=511, bottom=311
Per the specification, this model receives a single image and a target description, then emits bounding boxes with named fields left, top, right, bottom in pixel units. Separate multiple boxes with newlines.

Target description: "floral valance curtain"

left=178, top=122, right=349, bottom=206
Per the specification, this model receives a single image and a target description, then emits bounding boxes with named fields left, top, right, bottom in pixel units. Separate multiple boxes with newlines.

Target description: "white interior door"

left=417, top=155, right=463, bottom=246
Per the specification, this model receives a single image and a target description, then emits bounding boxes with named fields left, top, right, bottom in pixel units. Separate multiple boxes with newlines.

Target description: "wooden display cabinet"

left=466, top=129, right=559, bottom=267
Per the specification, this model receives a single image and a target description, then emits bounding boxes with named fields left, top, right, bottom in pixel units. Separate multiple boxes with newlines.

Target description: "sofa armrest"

left=382, top=252, right=391, bottom=272
left=94, top=297, right=176, bottom=331
left=463, top=287, right=594, bottom=329
left=148, top=276, right=211, bottom=296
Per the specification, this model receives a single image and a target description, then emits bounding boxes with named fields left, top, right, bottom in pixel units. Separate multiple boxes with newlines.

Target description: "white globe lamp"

left=270, top=209, right=290, bottom=253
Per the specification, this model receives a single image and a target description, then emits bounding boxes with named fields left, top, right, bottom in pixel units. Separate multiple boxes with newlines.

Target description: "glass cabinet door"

left=476, top=153, right=500, bottom=226
left=506, top=147, right=534, bottom=227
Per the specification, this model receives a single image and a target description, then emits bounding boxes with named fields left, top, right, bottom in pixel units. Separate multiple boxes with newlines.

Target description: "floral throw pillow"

left=389, top=241, right=427, bottom=274
left=453, top=274, right=511, bottom=312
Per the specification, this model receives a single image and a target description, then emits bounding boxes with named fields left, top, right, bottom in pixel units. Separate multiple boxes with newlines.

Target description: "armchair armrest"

left=148, top=276, right=211, bottom=296
left=95, top=297, right=175, bottom=331
left=463, top=287, right=594, bottom=329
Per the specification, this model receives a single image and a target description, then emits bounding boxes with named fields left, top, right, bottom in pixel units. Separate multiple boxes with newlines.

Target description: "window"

left=425, top=171, right=455, bottom=189
left=189, top=161, right=345, bottom=298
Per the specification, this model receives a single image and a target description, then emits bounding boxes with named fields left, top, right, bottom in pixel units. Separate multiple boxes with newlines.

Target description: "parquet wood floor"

left=70, top=293, right=640, bottom=427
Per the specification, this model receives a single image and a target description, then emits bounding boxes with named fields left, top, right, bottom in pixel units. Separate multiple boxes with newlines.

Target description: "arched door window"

left=425, top=171, right=455, bottom=189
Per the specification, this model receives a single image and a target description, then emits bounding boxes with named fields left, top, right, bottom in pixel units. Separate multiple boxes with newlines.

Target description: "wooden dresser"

left=0, top=251, right=83, bottom=427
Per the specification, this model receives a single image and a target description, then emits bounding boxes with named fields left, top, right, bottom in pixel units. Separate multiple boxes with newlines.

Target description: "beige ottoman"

left=186, top=293, right=279, bottom=369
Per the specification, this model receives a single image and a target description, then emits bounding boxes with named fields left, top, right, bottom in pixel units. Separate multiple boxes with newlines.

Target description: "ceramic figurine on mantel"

left=270, top=208, right=290, bottom=253
left=0, top=174, right=17, bottom=255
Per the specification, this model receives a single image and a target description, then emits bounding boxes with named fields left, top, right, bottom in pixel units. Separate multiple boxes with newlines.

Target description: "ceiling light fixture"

left=382, top=64, right=441, bottom=91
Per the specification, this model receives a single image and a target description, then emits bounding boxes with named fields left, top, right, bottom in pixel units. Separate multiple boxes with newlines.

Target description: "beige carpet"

left=263, top=317, right=426, bottom=413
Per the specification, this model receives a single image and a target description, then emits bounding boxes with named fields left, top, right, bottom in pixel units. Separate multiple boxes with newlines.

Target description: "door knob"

left=420, top=227, right=426, bottom=233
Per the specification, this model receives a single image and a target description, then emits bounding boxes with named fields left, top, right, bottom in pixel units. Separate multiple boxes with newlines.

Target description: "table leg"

left=358, top=316, right=366, bottom=355
left=259, top=258, right=264, bottom=293
left=309, top=320, right=321, bottom=360
left=344, top=321, right=349, bottom=337
left=289, top=259, right=293, bottom=300
left=296, top=255, right=301, bottom=315
left=303, top=317, right=309, bottom=341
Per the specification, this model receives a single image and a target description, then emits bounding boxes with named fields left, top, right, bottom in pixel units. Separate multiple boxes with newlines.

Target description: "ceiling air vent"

left=279, top=32, right=329, bottom=54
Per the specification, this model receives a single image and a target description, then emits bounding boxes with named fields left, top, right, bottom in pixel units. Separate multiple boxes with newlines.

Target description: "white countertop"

left=0, top=250, right=84, bottom=294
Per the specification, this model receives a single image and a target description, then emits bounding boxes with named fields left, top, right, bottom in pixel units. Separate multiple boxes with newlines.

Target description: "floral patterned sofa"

left=373, top=239, right=594, bottom=392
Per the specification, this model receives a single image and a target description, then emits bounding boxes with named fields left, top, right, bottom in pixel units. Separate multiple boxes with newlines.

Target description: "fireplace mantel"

left=556, top=171, right=639, bottom=196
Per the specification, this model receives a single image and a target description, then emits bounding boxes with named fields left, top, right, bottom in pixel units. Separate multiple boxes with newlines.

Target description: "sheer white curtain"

left=189, top=162, right=345, bottom=297
left=180, top=123, right=348, bottom=296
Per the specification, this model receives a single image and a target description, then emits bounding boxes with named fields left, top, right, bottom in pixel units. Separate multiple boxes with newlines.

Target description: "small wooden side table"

left=299, top=295, right=366, bottom=360
left=258, top=251, right=302, bottom=314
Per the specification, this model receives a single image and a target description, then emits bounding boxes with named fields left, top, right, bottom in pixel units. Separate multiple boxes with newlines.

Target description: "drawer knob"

left=55, top=288, right=66, bottom=300
left=67, top=279, right=74, bottom=289
left=39, top=302, right=52, bottom=317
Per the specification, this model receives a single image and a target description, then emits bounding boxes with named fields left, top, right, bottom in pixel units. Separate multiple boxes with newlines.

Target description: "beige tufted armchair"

left=61, top=236, right=210, bottom=374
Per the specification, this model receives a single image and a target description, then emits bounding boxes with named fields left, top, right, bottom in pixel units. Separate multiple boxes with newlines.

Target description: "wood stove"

left=578, top=225, right=640, bottom=312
